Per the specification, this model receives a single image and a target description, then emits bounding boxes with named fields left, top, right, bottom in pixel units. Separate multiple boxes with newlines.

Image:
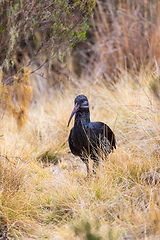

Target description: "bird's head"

left=67, top=95, right=89, bottom=127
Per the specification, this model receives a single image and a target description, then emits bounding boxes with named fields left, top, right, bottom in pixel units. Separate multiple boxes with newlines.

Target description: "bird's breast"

left=71, top=125, right=89, bottom=152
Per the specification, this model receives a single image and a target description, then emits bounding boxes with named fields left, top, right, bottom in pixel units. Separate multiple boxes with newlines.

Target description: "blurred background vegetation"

left=0, top=0, right=160, bottom=239
left=0, top=0, right=160, bottom=127
left=0, top=0, right=160, bottom=87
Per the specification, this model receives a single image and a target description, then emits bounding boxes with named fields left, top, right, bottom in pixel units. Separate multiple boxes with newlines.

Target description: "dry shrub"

left=0, top=67, right=32, bottom=130
left=0, top=0, right=95, bottom=95
left=0, top=0, right=94, bottom=67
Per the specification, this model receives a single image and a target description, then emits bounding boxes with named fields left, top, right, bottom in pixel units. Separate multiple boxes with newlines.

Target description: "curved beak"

left=67, top=103, right=80, bottom=127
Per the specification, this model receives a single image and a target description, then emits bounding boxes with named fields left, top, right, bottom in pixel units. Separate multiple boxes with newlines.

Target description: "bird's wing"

left=90, top=122, right=116, bottom=150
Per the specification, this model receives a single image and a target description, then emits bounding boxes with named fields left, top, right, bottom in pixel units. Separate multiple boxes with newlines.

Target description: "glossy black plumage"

left=68, top=95, right=116, bottom=175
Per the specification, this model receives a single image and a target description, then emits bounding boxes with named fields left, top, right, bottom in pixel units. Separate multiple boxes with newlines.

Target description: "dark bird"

left=67, top=94, right=116, bottom=176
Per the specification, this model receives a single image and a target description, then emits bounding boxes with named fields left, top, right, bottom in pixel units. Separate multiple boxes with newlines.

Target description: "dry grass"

left=0, top=70, right=160, bottom=239
left=73, top=0, right=160, bottom=82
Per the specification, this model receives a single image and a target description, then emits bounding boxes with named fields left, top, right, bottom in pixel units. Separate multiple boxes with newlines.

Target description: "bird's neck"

left=74, top=111, right=90, bottom=128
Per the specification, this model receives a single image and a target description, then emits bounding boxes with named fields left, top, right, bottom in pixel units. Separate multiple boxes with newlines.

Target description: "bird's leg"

left=82, top=156, right=90, bottom=177
left=81, top=150, right=91, bottom=177
left=93, top=158, right=99, bottom=174
left=84, top=160, right=90, bottom=177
